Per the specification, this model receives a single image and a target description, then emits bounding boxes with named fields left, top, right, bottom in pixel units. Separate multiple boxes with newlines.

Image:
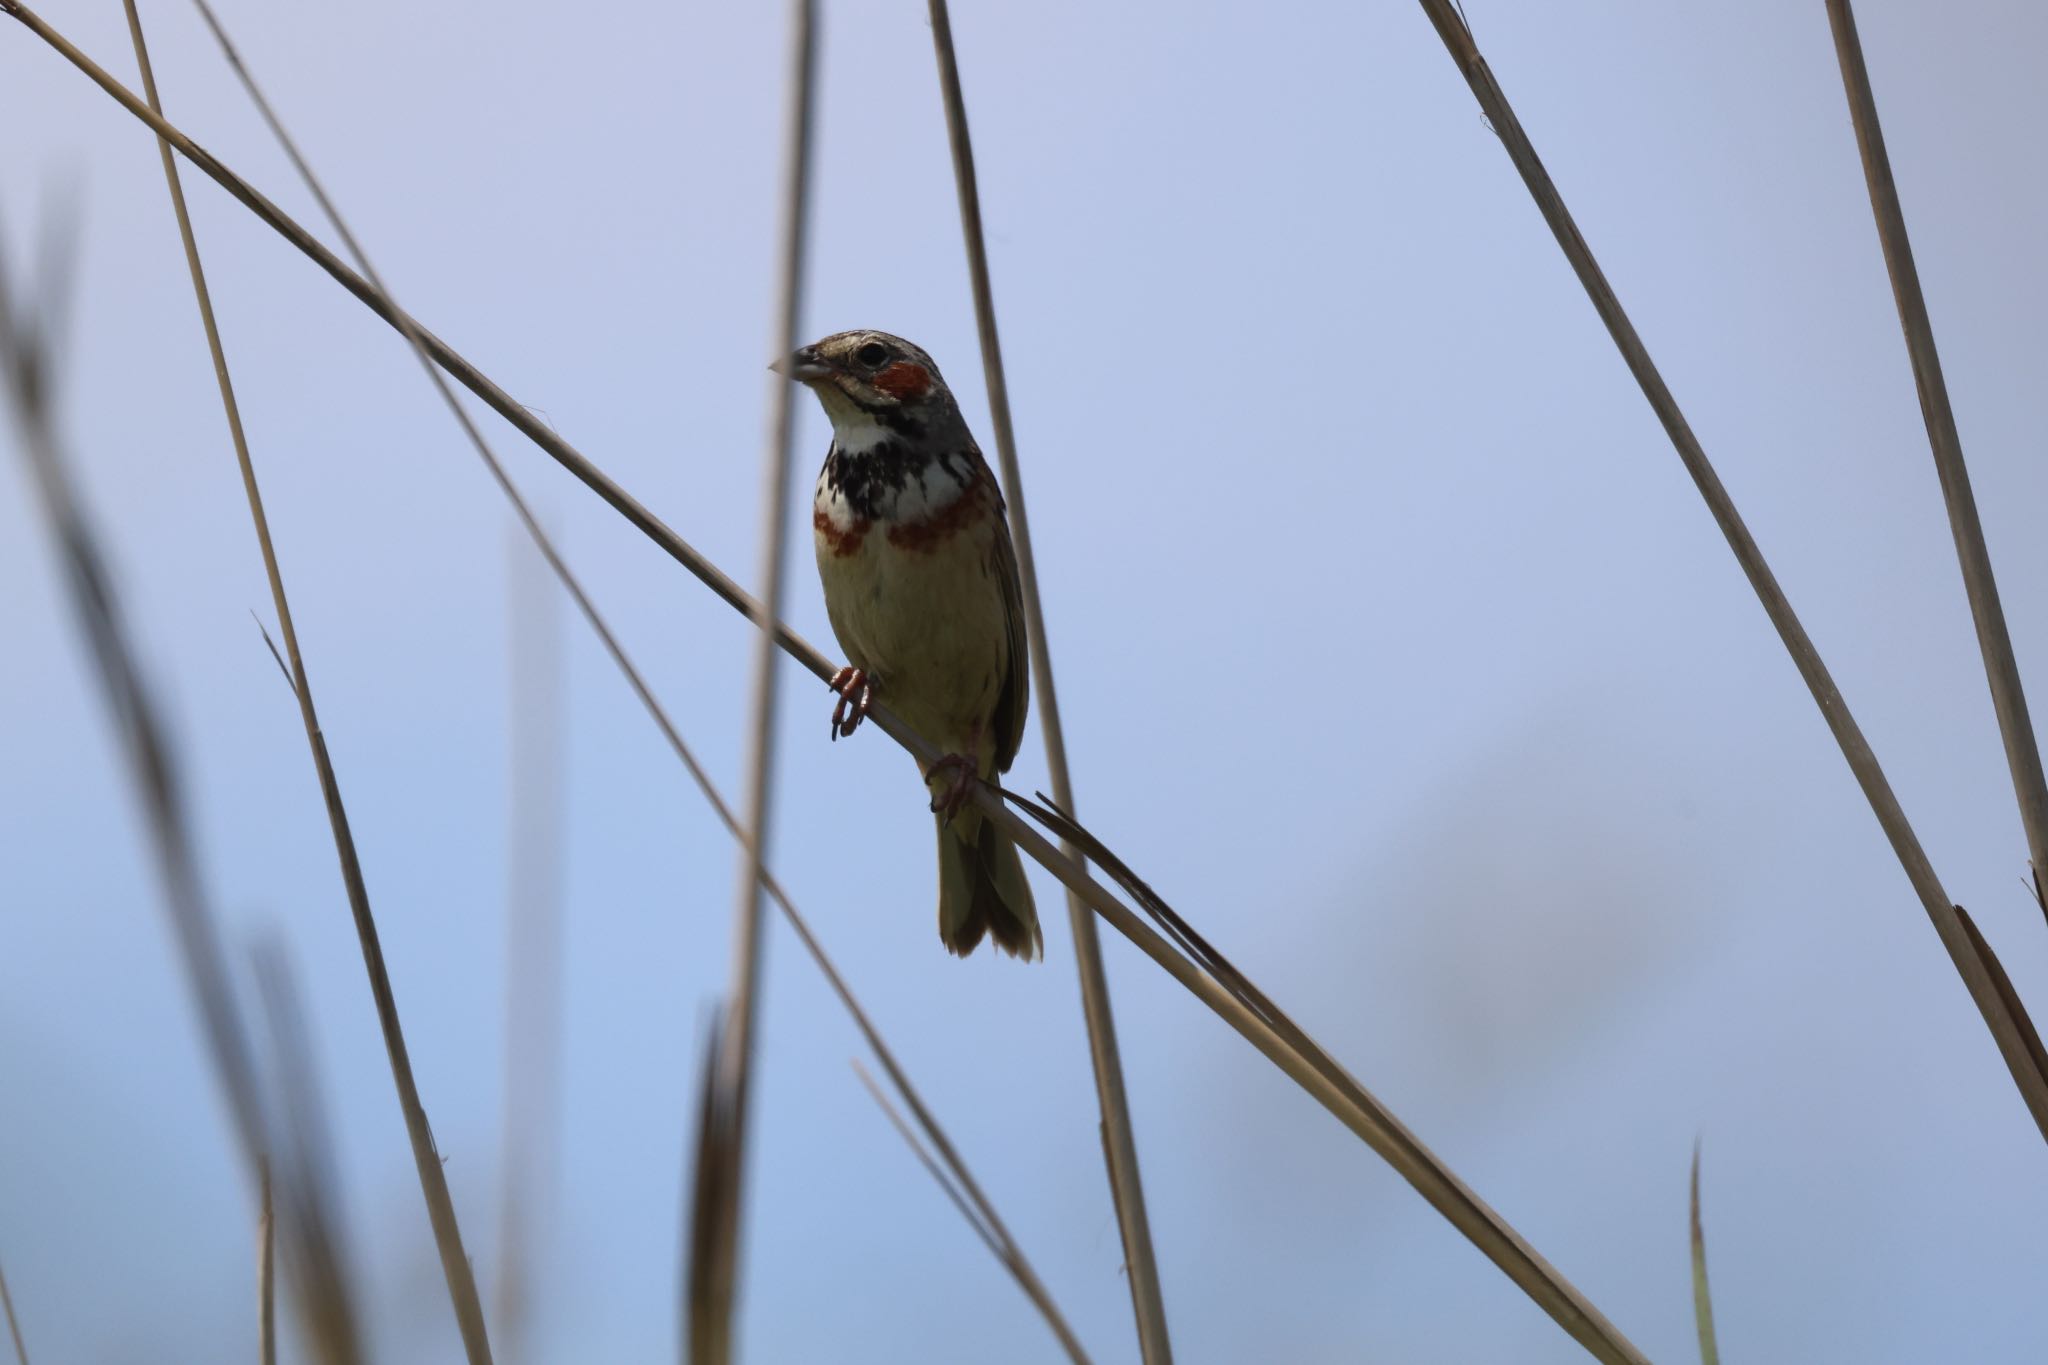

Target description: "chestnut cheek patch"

left=872, top=361, right=932, bottom=401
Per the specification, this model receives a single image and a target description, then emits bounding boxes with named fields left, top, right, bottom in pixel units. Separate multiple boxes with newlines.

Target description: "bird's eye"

left=854, top=341, right=889, bottom=368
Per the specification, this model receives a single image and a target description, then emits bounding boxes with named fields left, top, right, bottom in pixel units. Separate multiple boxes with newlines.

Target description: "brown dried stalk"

left=1412, top=0, right=2048, bottom=1141
left=922, top=6, right=1169, bottom=1358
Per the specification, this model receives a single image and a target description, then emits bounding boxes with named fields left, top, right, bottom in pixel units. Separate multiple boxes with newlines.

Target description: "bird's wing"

left=985, top=464, right=1032, bottom=776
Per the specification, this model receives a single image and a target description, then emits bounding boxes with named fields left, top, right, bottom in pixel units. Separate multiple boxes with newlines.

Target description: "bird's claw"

left=926, top=753, right=979, bottom=825
left=828, top=666, right=872, bottom=740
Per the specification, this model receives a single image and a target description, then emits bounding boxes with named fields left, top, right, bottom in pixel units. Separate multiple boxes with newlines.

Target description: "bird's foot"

left=828, top=666, right=872, bottom=740
left=926, top=753, right=979, bottom=824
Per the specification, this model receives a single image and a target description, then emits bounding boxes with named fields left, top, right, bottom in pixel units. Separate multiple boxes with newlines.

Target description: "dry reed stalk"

left=694, top=1, right=818, bottom=1356
left=1411, top=0, right=2048, bottom=1139
left=922, top=7, right=1169, bottom=1358
left=1822, top=0, right=2048, bottom=924
left=119, top=3, right=492, bottom=1355
left=1689, top=1143, right=1718, bottom=1365
left=851, top=1062, right=1092, bottom=1365
left=2, top=11, right=1646, bottom=1355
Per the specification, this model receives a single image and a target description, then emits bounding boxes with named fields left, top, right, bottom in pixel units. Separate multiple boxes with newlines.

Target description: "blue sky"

left=4, top=1, right=2047, bottom=1360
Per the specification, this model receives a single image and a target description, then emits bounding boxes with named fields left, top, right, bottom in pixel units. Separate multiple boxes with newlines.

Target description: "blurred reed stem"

left=693, top=0, right=818, bottom=1357
left=0, top=173, right=271, bottom=1264
left=683, top=1007, right=738, bottom=1365
left=923, top=6, right=1170, bottom=1358
left=1, top=178, right=367, bottom=1365
left=0, top=1255, right=26, bottom=1365
left=251, top=937, right=367, bottom=1365
left=495, top=527, right=567, bottom=1364
left=1411, top=0, right=2048, bottom=1140
left=1689, top=1143, right=1719, bottom=1365
left=259, top=1161, right=277, bottom=1365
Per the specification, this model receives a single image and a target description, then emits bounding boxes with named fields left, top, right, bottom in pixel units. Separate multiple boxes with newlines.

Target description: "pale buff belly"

left=815, top=498, right=1009, bottom=764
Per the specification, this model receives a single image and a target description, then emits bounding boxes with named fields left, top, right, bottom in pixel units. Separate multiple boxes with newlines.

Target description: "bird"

left=775, top=329, right=1041, bottom=960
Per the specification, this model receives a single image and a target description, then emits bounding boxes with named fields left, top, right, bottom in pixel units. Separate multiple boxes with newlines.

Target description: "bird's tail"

left=934, top=806, right=1041, bottom=960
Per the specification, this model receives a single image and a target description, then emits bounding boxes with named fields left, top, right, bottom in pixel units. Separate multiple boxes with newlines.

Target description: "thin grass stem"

left=1821, top=0, right=2048, bottom=924
left=1411, top=0, right=2048, bottom=1139
left=852, top=1062, right=1092, bottom=1365
left=853, top=1062, right=1006, bottom=1259
left=922, top=7, right=1169, bottom=1357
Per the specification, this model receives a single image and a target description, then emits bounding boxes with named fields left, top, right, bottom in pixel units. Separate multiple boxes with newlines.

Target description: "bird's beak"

left=770, top=345, right=833, bottom=382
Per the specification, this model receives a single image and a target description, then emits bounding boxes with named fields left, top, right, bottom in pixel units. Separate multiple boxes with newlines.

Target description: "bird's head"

left=774, top=330, right=959, bottom=445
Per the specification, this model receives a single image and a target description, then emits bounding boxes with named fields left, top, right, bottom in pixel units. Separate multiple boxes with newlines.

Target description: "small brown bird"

left=777, top=329, right=1040, bottom=959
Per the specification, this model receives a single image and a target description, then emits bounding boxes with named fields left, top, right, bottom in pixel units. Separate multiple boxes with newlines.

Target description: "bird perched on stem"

left=776, top=329, right=1040, bottom=960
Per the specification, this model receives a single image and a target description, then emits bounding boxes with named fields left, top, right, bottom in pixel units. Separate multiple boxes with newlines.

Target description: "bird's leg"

left=828, top=666, right=872, bottom=740
left=925, top=753, right=980, bottom=823
left=926, top=721, right=985, bottom=824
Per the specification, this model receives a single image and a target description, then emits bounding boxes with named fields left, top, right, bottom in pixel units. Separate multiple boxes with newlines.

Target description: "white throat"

left=828, top=412, right=896, bottom=455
